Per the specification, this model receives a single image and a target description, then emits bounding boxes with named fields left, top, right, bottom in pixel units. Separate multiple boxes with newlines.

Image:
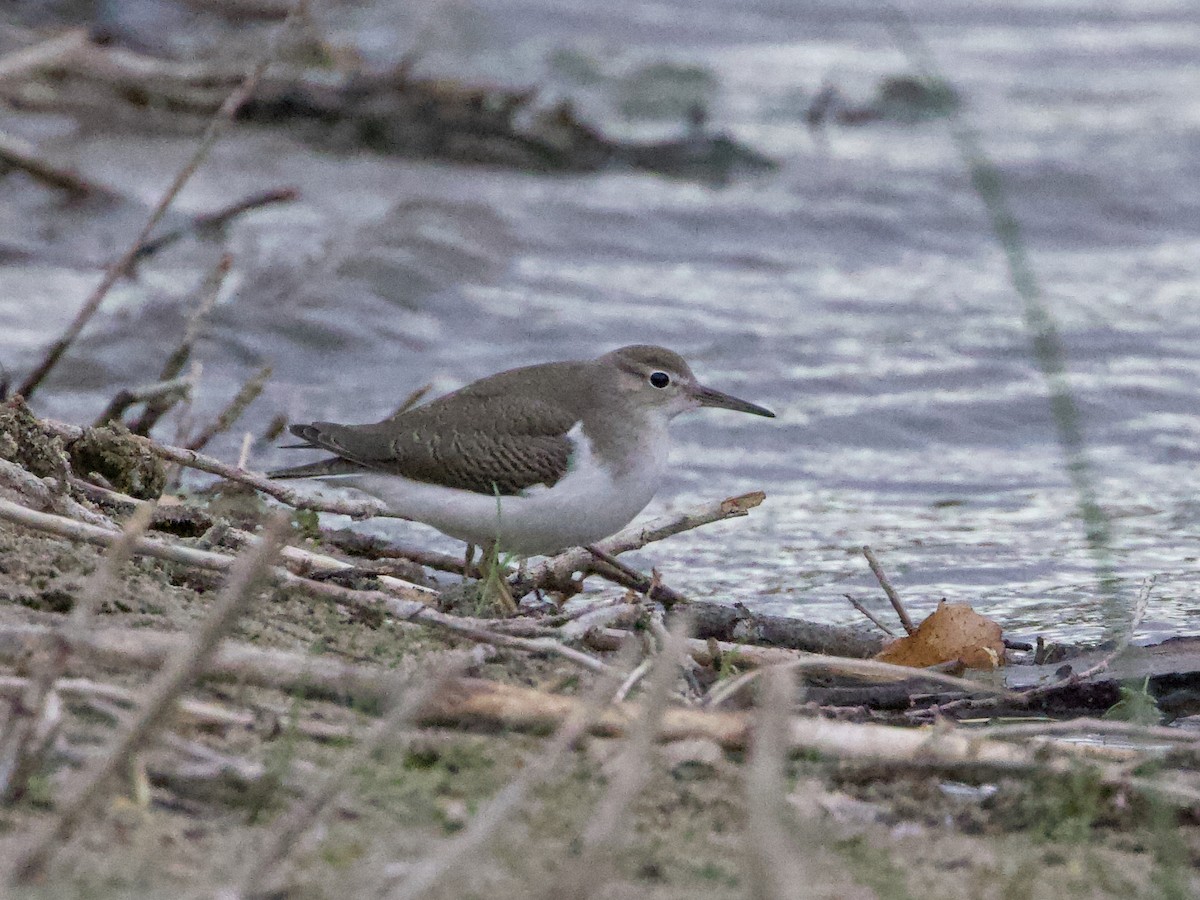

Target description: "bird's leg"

left=463, top=543, right=478, bottom=581
left=477, top=539, right=517, bottom=615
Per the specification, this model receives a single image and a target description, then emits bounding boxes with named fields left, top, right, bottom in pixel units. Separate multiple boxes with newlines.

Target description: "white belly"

left=332, top=427, right=668, bottom=556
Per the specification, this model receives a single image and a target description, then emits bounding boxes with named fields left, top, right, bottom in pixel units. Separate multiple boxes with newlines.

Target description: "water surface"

left=3, top=0, right=1198, bottom=643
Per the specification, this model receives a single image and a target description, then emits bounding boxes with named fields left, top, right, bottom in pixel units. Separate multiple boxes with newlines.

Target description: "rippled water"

left=4, top=0, right=1199, bottom=643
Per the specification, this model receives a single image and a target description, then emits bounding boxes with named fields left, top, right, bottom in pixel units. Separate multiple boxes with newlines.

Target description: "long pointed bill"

left=691, top=384, right=776, bottom=418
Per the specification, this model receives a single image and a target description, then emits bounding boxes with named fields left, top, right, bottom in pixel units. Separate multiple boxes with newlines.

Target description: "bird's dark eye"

left=649, top=371, right=670, bottom=388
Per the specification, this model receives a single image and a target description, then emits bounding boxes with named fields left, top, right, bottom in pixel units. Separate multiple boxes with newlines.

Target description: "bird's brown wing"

left=281, top=393, right=580, bottom=496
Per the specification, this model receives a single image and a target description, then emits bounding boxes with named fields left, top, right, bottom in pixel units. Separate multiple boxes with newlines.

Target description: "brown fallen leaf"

left=874, top=601, right=1005, bottom=670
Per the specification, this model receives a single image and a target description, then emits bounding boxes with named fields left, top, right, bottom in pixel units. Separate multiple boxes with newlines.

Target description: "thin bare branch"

left=841, top=593, right=896, bottom=637
left=131, top=254, right=232, bottom=435
left=131, top=186, right=298, bottom=262
left=15, top=7, right=300, bottom=399
left=0, top=128, right=118, bottom=199
left=584, top=544, right=687, bottom=605
left=862, top=545, right=915, bottom=634
left=185, top=364, right=272, bottom=452
left=93, top=376, right=192, bottom=427
left=521, top=491, right=765, bottom=596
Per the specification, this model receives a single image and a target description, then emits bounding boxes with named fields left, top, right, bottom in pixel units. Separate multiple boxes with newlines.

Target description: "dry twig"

left=131, top=254, right=232, bottom=435
left=521, top=491, right=765, bottom=596
left=185, top=364, right=273, bottom=452
left=862, top=545, right=915, bottom=634
left=131, top=186, right=298, bottom=263
left=842, top=593, right=897, bottom=637
left=93, top=376, right=192, bottom=427
left=0, top=128, right=118, bottom=199
left=0, top=674, right=354, bottom=742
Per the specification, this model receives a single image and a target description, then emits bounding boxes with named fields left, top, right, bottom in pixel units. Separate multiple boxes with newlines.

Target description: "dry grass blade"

left=1073, top=575, right=1156, bottom=681
left=0, top=501, right=155, bottom=804
left=237, top=669, right=453, bottom=896
left=743, top=666, right=817, bottom=900
left=15, top=6, right=301, bottom=400
left=384, top=651, right=632, bottom=900
left=8, top=514, right=289, bottom=884
left=544, top=619, right=689, bottom=898
left=185, top=364, right=272, bottom=452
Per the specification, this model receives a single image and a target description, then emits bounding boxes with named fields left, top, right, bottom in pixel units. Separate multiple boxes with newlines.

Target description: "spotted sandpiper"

left=269, top=345, right=775, bottom=556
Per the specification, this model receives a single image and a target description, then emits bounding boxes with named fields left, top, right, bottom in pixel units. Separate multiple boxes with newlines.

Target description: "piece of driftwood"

left=3, top=33, right=774, bottom=183
left=684, top=600, right=884, bottom=658
left=413, top=678, right=1148, bottom=775
left=0, top=458, right=114, bottom=527
left=905, top=629, right=1198, bottom=723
